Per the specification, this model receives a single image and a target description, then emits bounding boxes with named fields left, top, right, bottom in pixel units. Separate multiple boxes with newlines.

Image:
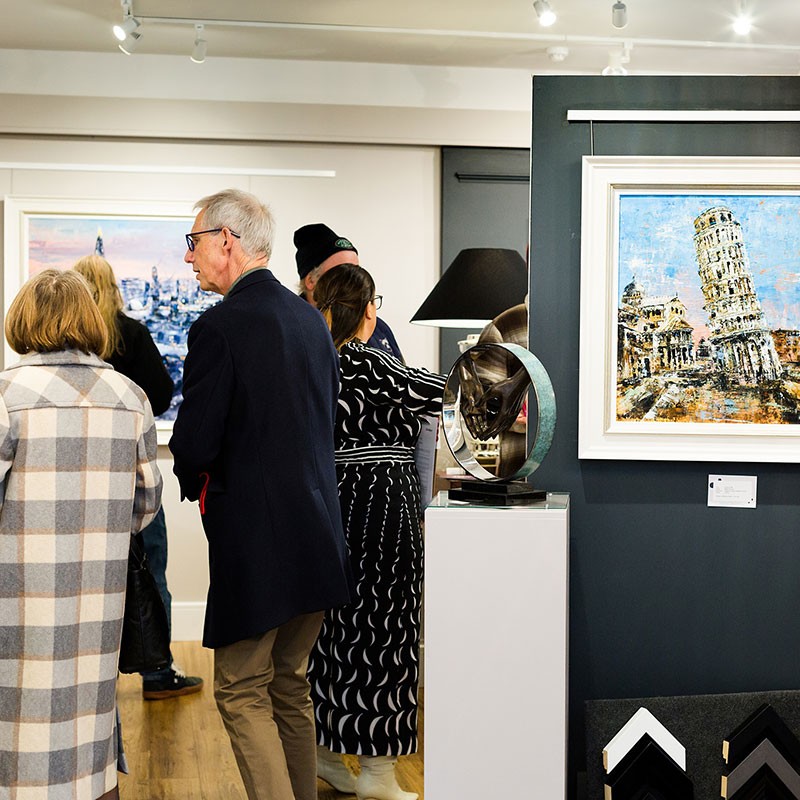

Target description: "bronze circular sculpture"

left=442, top=342, right=556, bottom=483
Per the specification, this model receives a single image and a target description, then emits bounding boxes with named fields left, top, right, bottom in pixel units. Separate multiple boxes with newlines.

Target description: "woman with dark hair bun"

left=309, top=263, right=445, bottom=800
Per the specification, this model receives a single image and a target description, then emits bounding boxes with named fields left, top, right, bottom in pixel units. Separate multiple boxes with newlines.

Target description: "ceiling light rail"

left=134, top=20, right=800, bottom=53
left=114, top=1, right=800, bottom=62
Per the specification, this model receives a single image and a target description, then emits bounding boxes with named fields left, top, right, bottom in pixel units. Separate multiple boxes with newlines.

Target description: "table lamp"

left=410, top=248, right=528, bottom=328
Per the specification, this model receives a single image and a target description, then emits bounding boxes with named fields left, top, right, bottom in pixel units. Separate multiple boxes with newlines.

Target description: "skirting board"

left=171, top=601, right=206, bottom=641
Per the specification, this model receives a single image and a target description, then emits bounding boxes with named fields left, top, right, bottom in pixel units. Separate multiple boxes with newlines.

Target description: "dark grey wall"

left=529, top=77, right=800, bottom=798
left=439, top=147, right=530, bottom=371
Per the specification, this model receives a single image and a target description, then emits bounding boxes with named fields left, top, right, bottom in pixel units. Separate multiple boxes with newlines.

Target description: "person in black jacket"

left=170, top=189, right=351, bottom=800
left=73, top=254, right=203, bottom=700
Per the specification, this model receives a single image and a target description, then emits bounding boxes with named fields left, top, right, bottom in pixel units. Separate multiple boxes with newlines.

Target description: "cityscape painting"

left=578, top=156, right=800, bottom=462
left=616, top=192, right=800, bottom=425
left=3, top=197, right=214, bottom=440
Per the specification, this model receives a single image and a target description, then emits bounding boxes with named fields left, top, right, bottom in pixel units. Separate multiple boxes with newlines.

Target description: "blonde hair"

left=72, top=255, right=124, bottom=359
left=5, top=269, right=108, bottom=356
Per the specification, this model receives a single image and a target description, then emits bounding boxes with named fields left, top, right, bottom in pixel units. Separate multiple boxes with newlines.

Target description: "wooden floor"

left=117, top=641, right=424, bottom=799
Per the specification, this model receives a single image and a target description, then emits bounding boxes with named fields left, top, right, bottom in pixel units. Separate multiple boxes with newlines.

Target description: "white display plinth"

left=423, top=491, right=569, bottom=799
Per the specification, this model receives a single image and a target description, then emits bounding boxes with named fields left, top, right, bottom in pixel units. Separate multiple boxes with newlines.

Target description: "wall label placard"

left=708, top=475, right=757, bottom=509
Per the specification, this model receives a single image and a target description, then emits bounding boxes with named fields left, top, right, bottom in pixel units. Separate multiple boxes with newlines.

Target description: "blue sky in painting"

left=28, top=215, right=191, bottom=282
left=617, top=193, right=800, bottom=341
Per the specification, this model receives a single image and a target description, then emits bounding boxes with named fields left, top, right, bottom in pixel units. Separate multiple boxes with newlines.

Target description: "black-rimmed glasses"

left=372, top=295, right=383, bottom=309
left=185, top=228, right=240, bottom=252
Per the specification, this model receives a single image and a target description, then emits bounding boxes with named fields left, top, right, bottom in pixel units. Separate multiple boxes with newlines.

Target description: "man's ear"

left=303, top=273, right=316, bottom=294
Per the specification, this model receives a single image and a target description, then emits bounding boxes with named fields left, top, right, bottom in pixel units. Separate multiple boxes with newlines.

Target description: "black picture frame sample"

left=724, top=704, right=800, bottom=771
left=604, top=734, right=694, bottom=800
left=722, top=739, right=800, bottom=799
left=728, top=763, right=800, bottom=800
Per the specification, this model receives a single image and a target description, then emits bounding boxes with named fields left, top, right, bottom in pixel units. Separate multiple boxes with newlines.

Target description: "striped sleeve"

left=363, top=347, right=446, bottom=415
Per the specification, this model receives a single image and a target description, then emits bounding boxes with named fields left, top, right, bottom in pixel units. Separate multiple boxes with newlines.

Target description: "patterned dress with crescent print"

left=308, top=340, right=445, bottom=755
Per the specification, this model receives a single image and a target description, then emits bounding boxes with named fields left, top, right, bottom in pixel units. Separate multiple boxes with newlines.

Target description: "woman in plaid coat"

left=0, top=270, right=162, bottom=800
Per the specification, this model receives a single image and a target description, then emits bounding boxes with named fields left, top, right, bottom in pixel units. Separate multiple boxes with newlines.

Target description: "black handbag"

left=119, top=533, right=171, bottom=674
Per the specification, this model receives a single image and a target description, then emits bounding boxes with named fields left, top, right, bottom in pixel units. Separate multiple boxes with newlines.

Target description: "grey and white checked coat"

left=0, top=350, right=162, bottom=799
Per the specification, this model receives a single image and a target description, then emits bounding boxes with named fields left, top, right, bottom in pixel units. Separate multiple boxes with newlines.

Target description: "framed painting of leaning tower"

left=578, top=156, right=800, bottom=462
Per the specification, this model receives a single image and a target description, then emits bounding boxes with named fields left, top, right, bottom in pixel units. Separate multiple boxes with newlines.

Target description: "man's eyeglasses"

left=185, top=228, right=241, bottom=252
left=372, top=295, right=383, bottom=310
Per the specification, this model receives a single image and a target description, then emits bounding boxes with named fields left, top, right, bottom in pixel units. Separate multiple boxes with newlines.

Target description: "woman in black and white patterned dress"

left=309, top=264, right=445, bottom=800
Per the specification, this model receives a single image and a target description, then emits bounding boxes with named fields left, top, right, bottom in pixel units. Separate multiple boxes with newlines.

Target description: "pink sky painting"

left=27, top=215, right=191, bottom=281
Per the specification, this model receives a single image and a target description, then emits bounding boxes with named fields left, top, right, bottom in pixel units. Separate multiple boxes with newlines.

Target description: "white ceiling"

left=2, top=0, right=800, bottom=76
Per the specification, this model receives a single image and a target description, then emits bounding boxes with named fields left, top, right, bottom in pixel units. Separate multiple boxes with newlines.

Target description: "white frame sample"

left=603, top=706, right=686, bottom=774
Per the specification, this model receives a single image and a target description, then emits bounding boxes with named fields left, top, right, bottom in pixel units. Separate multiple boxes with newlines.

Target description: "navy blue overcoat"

left=170, top=268, right=352, bottom=648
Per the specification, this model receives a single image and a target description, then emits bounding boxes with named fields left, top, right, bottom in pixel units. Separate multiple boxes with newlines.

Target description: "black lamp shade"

left=410, top=248, right=528, bottom=328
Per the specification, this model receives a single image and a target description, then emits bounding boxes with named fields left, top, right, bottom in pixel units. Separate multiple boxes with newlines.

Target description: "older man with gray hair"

left=170, top=189, right=352, bottom=800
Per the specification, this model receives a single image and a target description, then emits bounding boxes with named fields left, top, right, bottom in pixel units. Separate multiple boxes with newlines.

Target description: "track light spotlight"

left=733, top=13, right=752, bottom=33
left=533, top=0, right=557, bottom=27
left=546, top=46, right=569, bottom=62
left=733, top=0, right=752, bottom=34
left=612, top=1, right=628, bottom=29
left=191, top=24, right=207, bottom=63
left=113, top=14, right=141, bottom=41
left=602, top=46, right=630, bottom=76
left=119, top=30, right=142, bottom=54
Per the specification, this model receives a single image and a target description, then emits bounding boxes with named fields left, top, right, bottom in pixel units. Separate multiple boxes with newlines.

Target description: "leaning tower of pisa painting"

left=693, top=206, right=783, bottom=384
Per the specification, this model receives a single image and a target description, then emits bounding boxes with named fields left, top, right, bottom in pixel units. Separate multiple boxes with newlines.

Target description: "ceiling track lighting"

left=602, top=43, right=631, bottom=76
left=733, top=1, right=752, bottom=35
left=113, top=0, right=212, bottom=60
left=612, top=1, right=628, bottom=29
left=546, top=46, right=569, bottom=62
left=191, top=23, right=207, bottom=63
left=112, top=0, right=142, bottom=44
left=113, top=15, right=141, bottom=42
left=119, top=30, right=142, bottom=55
left=533, top=0, right=557, bottom=28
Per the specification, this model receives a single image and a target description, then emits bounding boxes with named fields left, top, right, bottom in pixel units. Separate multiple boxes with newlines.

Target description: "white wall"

left=0, top=49, right=531, bottom=147
left=0, top=49, right=533, bottom=112
left=0, top=47, right=532, bottom=639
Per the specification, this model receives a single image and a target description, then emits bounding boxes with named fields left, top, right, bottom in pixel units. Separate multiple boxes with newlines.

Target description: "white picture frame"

left=3, top=195, right=201, bottom=445
left=578, top=156, right=800, bottom=462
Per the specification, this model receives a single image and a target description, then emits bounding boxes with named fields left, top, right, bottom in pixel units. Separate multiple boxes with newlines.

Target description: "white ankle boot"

left=317, top=744, right=357, bottom=793
left=355, top=756, right=418, bottom=800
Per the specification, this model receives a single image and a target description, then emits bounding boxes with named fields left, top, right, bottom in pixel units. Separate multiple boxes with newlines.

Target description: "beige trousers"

left=214, top=612, right=325, bottom=800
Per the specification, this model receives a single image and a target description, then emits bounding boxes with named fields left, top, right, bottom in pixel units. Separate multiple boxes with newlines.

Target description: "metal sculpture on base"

left=442, top=342, right=556, bottom=505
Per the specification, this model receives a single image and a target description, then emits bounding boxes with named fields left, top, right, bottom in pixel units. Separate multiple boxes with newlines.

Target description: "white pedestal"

left=423, top=492, right=569, bottom=799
